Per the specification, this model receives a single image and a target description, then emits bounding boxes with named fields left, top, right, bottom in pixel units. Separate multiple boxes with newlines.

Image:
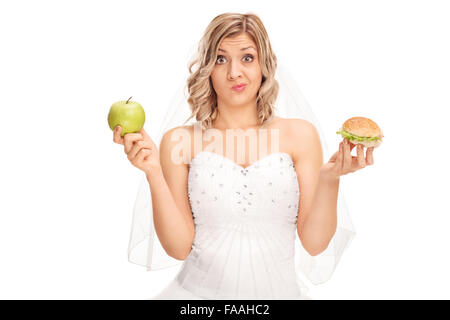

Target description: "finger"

left=128, top=140, right=152, bottom=159
left=139, top=128, right=154, bottom=146
left=366, top=147, right=375, bottom=165
left=124, top=133, right=144, bottom=153
left=128, top=140, right=143, bottom=159
left=348, top=141, right=356, bottom=152
left=136, top=148, right=152, bottom=163
left=336, top=141, right=343, bottom=168
left=113, top=126, right=124, bottom=145
left=356, top=144, right=366, bottom=168
left=343, top=139, right=352, bottom=171
left=140, top=127, right=149, bottom=138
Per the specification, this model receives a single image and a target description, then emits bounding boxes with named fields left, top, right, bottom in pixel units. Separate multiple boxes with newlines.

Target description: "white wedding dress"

left=151, top=150, right=312, bottom=300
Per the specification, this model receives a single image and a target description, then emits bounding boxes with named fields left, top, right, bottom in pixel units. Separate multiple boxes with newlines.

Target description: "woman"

left=113, top=13, right=374, bottom=299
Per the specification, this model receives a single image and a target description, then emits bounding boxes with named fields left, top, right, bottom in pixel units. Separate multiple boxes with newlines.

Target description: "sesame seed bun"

left=338, top=116, right=383, bottom=148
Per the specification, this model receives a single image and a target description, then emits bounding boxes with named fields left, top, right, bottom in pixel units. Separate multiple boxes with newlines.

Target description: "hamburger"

left=336, top=116, right=383, bottom=148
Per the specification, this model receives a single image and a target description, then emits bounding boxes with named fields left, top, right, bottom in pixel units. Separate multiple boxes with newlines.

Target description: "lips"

left=232, top=83, right=247, bottom=90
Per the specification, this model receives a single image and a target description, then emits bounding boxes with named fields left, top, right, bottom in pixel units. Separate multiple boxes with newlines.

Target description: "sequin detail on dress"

left=153, top=151, right=311, bottom=300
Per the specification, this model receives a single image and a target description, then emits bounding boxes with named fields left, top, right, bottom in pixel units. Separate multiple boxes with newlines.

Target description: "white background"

left=0, top=0, right=449, bottom=299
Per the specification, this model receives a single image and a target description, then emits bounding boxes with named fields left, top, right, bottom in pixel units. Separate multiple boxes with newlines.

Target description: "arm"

left=292, top=120, right=338, bottom=256
left=147, top=126, right=195, bottom=260
left=299, top=170, right=339, bottom=256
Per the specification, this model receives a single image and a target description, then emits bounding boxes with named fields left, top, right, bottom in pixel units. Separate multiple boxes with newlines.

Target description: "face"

left=210, top=33, right=262, bottom=108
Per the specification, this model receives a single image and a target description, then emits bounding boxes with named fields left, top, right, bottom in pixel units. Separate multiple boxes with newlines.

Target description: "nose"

left=227, top=60, right=243, bottom=80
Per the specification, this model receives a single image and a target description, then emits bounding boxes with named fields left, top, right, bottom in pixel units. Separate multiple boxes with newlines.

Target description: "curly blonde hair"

left=184, top=12, right=279, bottom=130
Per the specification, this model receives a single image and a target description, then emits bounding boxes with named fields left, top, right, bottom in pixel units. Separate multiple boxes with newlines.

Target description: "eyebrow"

left=217, top=46, right=256, bottom=53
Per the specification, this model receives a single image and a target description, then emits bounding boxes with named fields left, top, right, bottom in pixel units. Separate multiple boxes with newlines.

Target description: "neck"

left=213, top=100, right=260, bottom=130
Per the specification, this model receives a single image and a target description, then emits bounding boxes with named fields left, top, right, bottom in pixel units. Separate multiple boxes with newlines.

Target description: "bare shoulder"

left=278, top=118, right=322, bottom=163
left=273, top=117, right=317, bottom=142
left=161, top=124, right=193, bottom=139
left=282, top=118, right=313, bottom=132
left=159, top=124, right=193, bottom=168
left=160, top=125, right=194, bottom=148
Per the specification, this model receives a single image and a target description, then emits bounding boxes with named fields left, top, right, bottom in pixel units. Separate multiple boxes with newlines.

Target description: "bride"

left=112, top=12, right=374, bottom=300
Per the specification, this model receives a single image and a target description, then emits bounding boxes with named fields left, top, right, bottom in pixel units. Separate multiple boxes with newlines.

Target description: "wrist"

left=319, top=166, right=340, bottom=184
left=145, top=165, right=163, bottom=180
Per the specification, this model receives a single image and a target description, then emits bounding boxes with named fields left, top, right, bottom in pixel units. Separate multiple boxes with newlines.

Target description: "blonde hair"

left=184, top=12, right=279, bottom=130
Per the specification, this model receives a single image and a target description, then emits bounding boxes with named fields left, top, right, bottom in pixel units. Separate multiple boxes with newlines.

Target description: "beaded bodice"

left=174, top=150, right=304, bottom=299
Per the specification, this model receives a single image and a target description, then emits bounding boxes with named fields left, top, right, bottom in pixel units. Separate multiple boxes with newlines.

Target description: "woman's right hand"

left=113, top=126, right=161, bottom=176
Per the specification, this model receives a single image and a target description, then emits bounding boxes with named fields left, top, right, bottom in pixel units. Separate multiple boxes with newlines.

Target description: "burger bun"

left=340, top=116, right=383, bottom=148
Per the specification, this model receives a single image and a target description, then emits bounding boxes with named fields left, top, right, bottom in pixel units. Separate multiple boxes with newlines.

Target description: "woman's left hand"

left=321, top=138, right=375, bottom=180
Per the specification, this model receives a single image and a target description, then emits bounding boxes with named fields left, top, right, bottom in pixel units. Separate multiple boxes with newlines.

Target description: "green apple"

left=108, top=97, right=145, bottom=137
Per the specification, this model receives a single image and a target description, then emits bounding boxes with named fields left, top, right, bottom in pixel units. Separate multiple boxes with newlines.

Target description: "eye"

left=216, top=55, right=226, bottom=64
left=215, top=54, right=254, bottom=64
left=243, top=54, right=254, bottom=62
